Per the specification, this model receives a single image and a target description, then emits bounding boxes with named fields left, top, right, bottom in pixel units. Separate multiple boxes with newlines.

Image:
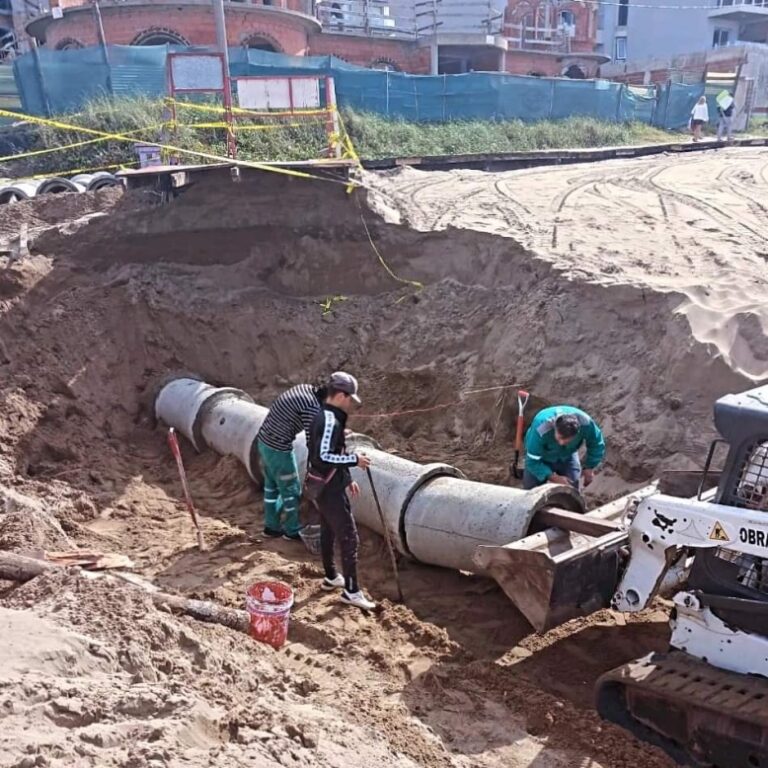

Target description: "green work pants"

left=257, top=439, right=302, bottom=535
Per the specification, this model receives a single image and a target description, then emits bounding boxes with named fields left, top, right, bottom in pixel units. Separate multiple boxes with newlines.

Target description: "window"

left=618, top=0, right=629, bottom=27
left=559, top=10, right=576, bottom=37
left=243, top=34, right=281, bottom=51
left=712, top=28, right=730, bottom=47
left=131, top=28, right=190, bottom=46
left=614, top=36, right=627, bottom=60
left=370, top=59, right=399, bottom=71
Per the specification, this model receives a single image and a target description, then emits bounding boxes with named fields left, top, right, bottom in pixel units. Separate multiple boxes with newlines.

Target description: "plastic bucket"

left=246, top=581, right=294, bottom=649
left=299, top=524, right=321, bottom=556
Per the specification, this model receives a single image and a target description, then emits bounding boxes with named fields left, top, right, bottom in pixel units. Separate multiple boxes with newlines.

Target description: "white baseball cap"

left=329, top=371, right=361, bottom=403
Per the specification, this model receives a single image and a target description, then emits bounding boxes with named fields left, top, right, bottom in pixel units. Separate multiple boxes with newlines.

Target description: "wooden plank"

left=534, top=507, right=623, bottom=537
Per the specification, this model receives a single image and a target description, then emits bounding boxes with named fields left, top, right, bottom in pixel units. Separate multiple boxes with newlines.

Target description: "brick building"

left=10, top=0, right=605, bottom=77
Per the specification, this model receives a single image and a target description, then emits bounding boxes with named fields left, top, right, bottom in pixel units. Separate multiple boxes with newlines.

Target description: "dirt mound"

left=1, top=154, right=761, bottom=767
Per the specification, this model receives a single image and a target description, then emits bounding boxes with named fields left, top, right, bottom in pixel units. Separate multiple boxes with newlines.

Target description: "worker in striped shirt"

left=257, top=382, right=325, bottom=541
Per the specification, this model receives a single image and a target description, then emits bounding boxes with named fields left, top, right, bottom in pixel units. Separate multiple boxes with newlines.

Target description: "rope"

left=355, top=383, right=522, bottom=420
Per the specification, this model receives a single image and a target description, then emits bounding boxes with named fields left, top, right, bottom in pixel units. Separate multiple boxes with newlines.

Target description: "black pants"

left=317, top=485, right=359, bottom=593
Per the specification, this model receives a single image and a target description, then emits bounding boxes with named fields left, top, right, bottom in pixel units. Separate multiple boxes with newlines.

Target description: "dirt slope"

left=0, top=150, right=764, bottom=767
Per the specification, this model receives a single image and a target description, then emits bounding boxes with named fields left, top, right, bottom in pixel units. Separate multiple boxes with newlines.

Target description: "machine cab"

left=691, top=385, right=768, bottom=631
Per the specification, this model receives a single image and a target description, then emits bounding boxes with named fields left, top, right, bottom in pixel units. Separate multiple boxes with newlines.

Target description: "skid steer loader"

left=475, top=385, right=768, bottom=767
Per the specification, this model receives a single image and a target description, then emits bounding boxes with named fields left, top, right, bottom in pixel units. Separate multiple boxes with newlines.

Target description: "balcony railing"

left=315, top=0, right=507, bottom=39
left=714, top=0, right=768, bottom=8
left=504, top=22, right=573, bottom=52
left=316, top=0, right=418, bottom=38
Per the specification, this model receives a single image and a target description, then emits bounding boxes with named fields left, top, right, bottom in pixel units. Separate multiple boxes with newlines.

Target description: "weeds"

left=0, top=97, right=682, bottom=178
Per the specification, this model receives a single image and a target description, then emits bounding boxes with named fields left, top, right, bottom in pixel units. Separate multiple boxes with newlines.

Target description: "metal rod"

left=367, top=467, right=404, bottom=603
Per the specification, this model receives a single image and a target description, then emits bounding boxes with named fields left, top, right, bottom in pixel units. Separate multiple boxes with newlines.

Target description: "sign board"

left=134, top=143, right=163, bottom=168
left=716, top=90, right=734, bottom=111
left=236, top=77, right=322, bottom=110
left=169, top=54, right=225, bottom=92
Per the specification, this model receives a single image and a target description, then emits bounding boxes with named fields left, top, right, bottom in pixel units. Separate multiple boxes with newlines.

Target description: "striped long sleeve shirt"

left=257, top=384, right=322, bottom=452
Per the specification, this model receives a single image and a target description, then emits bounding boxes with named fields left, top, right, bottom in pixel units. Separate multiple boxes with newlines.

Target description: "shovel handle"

left=514, top=390, right=530, bottom=452
left=366, top=467, right=404, bottom=603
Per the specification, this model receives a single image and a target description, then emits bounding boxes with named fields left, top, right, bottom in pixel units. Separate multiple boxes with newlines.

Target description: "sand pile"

left=365, top=147, right=768, bottom=382
left=0, top=150, right=764, bottom=767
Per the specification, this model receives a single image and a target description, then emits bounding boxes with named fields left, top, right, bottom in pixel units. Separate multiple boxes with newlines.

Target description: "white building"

left=599, top=0, right=768, bottom=64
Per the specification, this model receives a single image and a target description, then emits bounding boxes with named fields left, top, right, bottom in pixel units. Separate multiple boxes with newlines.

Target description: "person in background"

left=523, top=405, right=605, bottom=491
left=691, top=96, right=709, bottom=142
left=307, top=372, right=375, bottom=611
left=257, top=381, right=325, bottom=541
left=717, top=91, right=735, bottom=142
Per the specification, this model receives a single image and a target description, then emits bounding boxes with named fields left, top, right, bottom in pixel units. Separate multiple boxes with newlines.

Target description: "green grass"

left=343, top=111, right=677, bottom=158
left=0, top=97, right=683, bottom=178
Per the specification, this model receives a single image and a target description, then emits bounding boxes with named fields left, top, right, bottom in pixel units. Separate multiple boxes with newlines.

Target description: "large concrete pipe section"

left=403, top=479, right=584, bottom=574
left=344, top=449, right=584, bottom=573
left=155, top=376, right=586, bottom=579
left=155, top=377, right=308, bottom=482
left=200, top=392, right=308, bottom=482
left=344, top=445, right=464, bottom=555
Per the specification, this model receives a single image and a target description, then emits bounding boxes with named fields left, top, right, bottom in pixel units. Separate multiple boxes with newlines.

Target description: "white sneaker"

left=321, top=574, right=345, bottom=591
left=340, top=590, right=376, bottom=611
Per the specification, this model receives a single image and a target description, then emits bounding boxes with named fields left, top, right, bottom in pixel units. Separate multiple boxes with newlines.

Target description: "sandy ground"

left=0, top=148, right=765, bottom=768
left=366, top=147, right=768, bottom=381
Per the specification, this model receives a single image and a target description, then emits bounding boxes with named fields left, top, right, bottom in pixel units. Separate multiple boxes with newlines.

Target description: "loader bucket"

left=474, top=485, right=658, bottom=633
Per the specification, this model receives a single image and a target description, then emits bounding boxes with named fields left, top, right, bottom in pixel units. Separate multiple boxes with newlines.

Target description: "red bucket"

left=245, top=581, right=294, bottom=649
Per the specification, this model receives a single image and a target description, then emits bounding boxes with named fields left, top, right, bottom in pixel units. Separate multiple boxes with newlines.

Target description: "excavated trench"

left=0, top=167, right=755, bottom=768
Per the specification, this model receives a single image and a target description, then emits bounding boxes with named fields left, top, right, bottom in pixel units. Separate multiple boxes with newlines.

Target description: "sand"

left=0, top=148, right=764, bottom=767
left=366, top=147, right=768, bottom=381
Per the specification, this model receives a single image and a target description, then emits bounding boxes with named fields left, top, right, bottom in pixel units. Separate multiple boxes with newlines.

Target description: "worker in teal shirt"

left=523, top=406, right=605, bottom=490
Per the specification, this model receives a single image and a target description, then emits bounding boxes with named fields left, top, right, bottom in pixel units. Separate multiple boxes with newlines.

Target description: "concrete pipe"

left=155, top=377, right=218, bottom=450
left=71, top=172, right=121, bottom=191
left=37, top=177, right=84, bottom=196
left=347, top=443, right=463, bottom=555
left=405, top=478, right=584, bottom=574
left=198, top=394, right=304, bottom=482
left=154, top=377, right=307, bottom=482
left=154, top=376, right=590, bottom=583
left=0, top=181, right=41, bottom=204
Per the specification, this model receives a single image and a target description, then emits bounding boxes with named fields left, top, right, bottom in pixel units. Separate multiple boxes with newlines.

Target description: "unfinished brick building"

left=16, top=0, right=605, bottom=76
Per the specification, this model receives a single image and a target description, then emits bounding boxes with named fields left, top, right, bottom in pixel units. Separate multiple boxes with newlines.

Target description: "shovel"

left=511, top=389, right=530, bottom=479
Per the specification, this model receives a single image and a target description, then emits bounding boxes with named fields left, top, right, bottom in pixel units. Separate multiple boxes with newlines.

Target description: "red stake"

left=167, top=428, right=206, bottom=551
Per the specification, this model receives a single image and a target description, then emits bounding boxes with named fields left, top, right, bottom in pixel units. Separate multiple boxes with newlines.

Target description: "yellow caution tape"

left=177, top=121, right=321, bottom=131
left=335, top=110, right=363, bottom=195
left=0, top=106, right=414, bottom=302
left=0, top=125, right=161, bottom=164
left=29, top=161, right=138, bottom=180
left=356, top=197, right=423, bottom=293
left=0, top=107, right=360, bottom=188
left=167, top=98, right=334, bottom=120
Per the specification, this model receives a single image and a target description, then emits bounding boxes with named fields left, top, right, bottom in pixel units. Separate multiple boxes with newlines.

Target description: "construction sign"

left=709, top=521, right=730, bottom=542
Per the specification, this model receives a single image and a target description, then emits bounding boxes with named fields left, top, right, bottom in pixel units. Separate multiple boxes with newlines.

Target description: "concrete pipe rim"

left=192, top=388, right=255, bottom=453
left=37, top=178, right=82, bottom=195
left=151, top=371, right=206, bottom=425
left=87, top=174, right=121, bottom=191
left=524, top=484, right=587, bottom=536
left=0, top=187, right=33, bottom=204
left=398, top=463, right=467, bottom=560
